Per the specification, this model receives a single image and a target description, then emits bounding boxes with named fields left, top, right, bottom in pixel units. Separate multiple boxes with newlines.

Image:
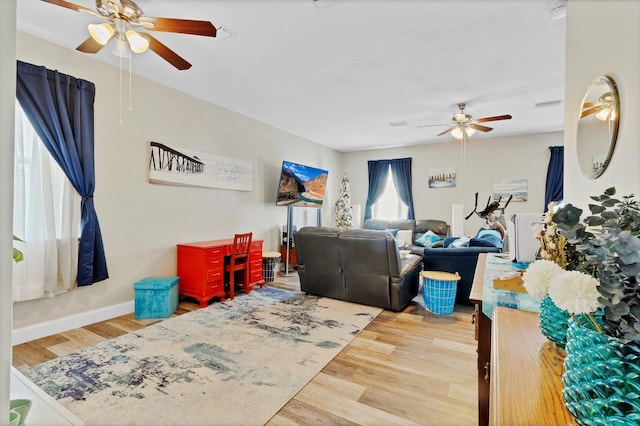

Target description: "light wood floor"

left=13, top=274, right=478, bottom=425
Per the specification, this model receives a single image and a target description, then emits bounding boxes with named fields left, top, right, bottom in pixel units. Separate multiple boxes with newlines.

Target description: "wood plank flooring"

left=12, top=274, right=478, bottom=425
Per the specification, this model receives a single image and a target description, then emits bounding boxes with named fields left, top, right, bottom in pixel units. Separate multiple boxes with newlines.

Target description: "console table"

left=470, top=253, right=574, bottom=425
left=177, top=239, right=264, bottom=307
left=490, top=307, right=575, bottom=425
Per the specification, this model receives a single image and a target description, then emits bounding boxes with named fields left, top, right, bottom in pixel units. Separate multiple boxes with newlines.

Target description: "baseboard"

left=12, top=300, right=135, bottom=345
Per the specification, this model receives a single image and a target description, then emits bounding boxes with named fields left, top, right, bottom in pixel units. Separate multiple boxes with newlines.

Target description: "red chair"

left=225, top=233, right=252, bottom=300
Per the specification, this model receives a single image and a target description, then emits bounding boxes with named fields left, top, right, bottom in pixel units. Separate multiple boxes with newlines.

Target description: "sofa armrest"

left=399, top=253, right=422, bottom=277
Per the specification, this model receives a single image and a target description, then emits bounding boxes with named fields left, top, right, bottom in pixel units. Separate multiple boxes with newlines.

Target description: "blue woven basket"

left=421, top=271, right=461, bottom=315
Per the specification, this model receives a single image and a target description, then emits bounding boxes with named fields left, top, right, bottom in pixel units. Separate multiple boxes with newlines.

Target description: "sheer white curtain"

left=12, top=101, right=80, bottom=301
left=371, top=168, right=408, bottom=220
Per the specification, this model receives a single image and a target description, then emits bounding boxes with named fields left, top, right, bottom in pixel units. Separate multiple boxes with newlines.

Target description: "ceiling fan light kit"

left=87, top=22, right=114, bottom=45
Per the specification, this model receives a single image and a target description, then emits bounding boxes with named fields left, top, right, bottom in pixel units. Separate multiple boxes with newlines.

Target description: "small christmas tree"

left=335, top=173, right=353, bottom=231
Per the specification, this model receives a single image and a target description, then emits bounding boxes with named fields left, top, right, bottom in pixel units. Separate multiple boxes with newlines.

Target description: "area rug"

left=23, top=287, right=381, bottom=425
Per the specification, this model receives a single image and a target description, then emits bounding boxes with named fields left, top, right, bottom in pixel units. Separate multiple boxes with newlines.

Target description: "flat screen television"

left=276, top=161, right=328, bottom=208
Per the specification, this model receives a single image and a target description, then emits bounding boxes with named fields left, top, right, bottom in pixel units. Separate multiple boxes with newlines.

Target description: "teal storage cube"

left=133, top=277, right=179, bottom=319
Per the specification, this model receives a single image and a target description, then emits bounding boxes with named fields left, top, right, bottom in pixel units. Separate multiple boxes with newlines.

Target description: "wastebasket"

left=420, top=271, right=461, bottom=315
left=262, top=251, right=281, bottom=283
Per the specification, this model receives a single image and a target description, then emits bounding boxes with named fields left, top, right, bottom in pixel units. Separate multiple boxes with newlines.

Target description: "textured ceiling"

left=16, top=0, right=567, bottom=152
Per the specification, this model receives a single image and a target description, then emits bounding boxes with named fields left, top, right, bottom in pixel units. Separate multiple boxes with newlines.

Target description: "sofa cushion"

left=363, top=219, right=416, bottom=231
left=415, top=219, right=449, bottom=239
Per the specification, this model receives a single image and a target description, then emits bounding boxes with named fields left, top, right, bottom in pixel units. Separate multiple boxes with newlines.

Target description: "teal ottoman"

left=133, top=277, right=179, bottom=319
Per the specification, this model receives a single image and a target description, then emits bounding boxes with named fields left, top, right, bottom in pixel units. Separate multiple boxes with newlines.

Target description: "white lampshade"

left=451, top=127, right=464, bottom=140
left=88, top=23, right=115, bottom=45
left=465, top=127, right=477, bottom=137
left=126, top=30, right=149, bottom=53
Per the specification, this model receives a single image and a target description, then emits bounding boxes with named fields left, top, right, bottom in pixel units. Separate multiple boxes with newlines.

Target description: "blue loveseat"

left=422, top=231, right=503, bottom=306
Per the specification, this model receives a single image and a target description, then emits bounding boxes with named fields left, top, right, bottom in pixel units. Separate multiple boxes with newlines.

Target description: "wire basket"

left=421, top=271, right=461, bottom=315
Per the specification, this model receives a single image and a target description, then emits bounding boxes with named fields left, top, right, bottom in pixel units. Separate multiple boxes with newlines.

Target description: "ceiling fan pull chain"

left=128, top=52, right=133, bottom=111
left=119, top=52, right=123, bottom=126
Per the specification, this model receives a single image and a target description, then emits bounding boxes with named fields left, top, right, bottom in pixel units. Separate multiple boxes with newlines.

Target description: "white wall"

left=343, top=131, right=564, bottom=236
left=564, top=0, right=640, bottom=207
left=13, top=32, right=343, bottom=328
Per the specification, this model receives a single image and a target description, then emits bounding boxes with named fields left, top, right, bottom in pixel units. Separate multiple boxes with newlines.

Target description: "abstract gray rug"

left=23, top=287, right=381, bottom=425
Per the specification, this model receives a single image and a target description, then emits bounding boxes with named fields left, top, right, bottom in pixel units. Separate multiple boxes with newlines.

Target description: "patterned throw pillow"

left=415, top=230, right=442, bottom=247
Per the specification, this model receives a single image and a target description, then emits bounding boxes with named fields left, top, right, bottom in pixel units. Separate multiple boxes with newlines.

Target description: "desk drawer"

left=207, top=269, right=223, bottom=283
left=206, top=248, right=224, bottom=258
left=206, top=257, right=223, bottom=269
left=250, top=269, right=263, bottom=282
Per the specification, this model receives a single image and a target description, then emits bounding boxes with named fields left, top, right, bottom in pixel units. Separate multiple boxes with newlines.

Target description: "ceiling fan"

left=580, top=92, right=615, bottom=120
left=419, top=103, right=512, bottom=140
left=41, top=0, right=217, bottom=70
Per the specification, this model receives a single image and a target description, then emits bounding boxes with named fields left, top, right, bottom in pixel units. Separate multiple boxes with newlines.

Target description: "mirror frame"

left=577, top=75, right=620, bottom=179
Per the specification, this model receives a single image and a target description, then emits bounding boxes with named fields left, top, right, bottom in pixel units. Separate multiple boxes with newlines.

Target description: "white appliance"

left=507, top=213, right=544, bottom=263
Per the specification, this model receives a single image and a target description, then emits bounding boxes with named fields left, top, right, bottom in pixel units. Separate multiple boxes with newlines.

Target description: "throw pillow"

left=474, top=228, right=503, bottom=249
left=415, top=230, right=442, bottom=247
left=449, top=236, right=471, bottom=248
left=385, top=228, right=399, bottom=237
left=396, top=230, right=413, bottom=246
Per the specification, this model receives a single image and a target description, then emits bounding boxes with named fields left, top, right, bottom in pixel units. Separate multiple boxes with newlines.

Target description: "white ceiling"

left=16, top=0, right=567, bottom=152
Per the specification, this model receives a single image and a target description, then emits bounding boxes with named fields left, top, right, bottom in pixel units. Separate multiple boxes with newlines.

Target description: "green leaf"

left=589, top=204, right=606, bottom=214
left=602, top=198, right=621, bottom=207
left=586, top=216, right=605, bottom=226
left=13, top=247, right=24, bottom=263
left=604, top=187, right=616, bottom=196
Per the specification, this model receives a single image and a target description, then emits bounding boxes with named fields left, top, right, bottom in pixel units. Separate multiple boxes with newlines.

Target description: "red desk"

left=177, top=239, right=264, bottom=307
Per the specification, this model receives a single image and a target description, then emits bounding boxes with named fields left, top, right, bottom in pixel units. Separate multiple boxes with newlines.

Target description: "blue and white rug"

left=23, top=287, right=381, bottom=425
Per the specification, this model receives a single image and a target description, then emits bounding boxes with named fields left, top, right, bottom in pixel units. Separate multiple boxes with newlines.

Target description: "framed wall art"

left=148, top=142, right=253, bottom=191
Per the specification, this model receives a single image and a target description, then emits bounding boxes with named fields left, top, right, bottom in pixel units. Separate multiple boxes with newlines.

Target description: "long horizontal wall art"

left=147, top=142, right=253, bottom=191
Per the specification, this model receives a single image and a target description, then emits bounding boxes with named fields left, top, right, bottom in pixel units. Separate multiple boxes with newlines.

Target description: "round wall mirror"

left=577, top=75, right=620, bottom=179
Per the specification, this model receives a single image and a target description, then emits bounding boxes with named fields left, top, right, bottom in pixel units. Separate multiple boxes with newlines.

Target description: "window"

left=371, top=167, right=408, bottom=220
left=12, top=101, right=80, bottom=301
left=364, top=158, right=415, bottom=221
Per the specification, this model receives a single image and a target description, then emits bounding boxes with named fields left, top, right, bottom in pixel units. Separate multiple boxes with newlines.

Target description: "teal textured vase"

left=539, top=295, right=570, bottom=348
left=562, top=319, right=640, bottom=425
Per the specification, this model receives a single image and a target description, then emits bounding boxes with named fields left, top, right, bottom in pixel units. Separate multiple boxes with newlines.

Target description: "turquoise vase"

left=562, top=319, right=640, bottom=425
left=538, top=295, right=570, bottom=348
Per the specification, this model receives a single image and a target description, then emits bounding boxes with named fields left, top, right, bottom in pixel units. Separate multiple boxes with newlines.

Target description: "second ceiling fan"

left=42, top=0, right=217, bottom=70
left=421, top=103, right=512, bottom=140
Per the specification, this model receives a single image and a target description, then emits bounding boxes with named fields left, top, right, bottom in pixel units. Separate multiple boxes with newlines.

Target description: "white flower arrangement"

left=522, top=259, right=565, bottom=300
left=547, top=270, right=601, bottom=316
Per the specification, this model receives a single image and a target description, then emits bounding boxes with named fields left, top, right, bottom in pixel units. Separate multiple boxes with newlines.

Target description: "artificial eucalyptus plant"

left=552, top=187, right=640, bottom=343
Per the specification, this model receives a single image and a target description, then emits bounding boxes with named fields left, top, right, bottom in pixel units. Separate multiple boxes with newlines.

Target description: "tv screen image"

left=276, top=161, right=328, bottom=208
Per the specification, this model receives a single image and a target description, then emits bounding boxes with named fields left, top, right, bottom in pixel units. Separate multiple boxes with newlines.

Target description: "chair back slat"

left=231, top=232, right=252, bottom=263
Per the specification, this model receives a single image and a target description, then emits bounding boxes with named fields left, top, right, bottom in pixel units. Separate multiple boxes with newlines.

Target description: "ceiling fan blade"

left=76, top=36, right=108, bottom=53
left=582, top=100, right=605, bottom=108
left=580, top=106, right=603, bottom=119
left=139, top=17, right=217, bottom=37
left=140, top=33, right=192, bottom=70
left=437, top=126, right=457, bottom=136
left=41, top=0, right=99, bottom=16
left=470, top=123, right=493, bottom=132
left=417, top=123, right=449, bottom=128
left=475, top=114, right=512, bottom=123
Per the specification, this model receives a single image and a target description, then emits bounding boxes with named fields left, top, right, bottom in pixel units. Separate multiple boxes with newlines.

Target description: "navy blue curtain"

left=390, top=157, right=415, bottom=220
left=364, top=160, right=390, bottom=220
left=16, top=61, right=108, bottom=286
left=544, top=146, right=564, bottom=212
